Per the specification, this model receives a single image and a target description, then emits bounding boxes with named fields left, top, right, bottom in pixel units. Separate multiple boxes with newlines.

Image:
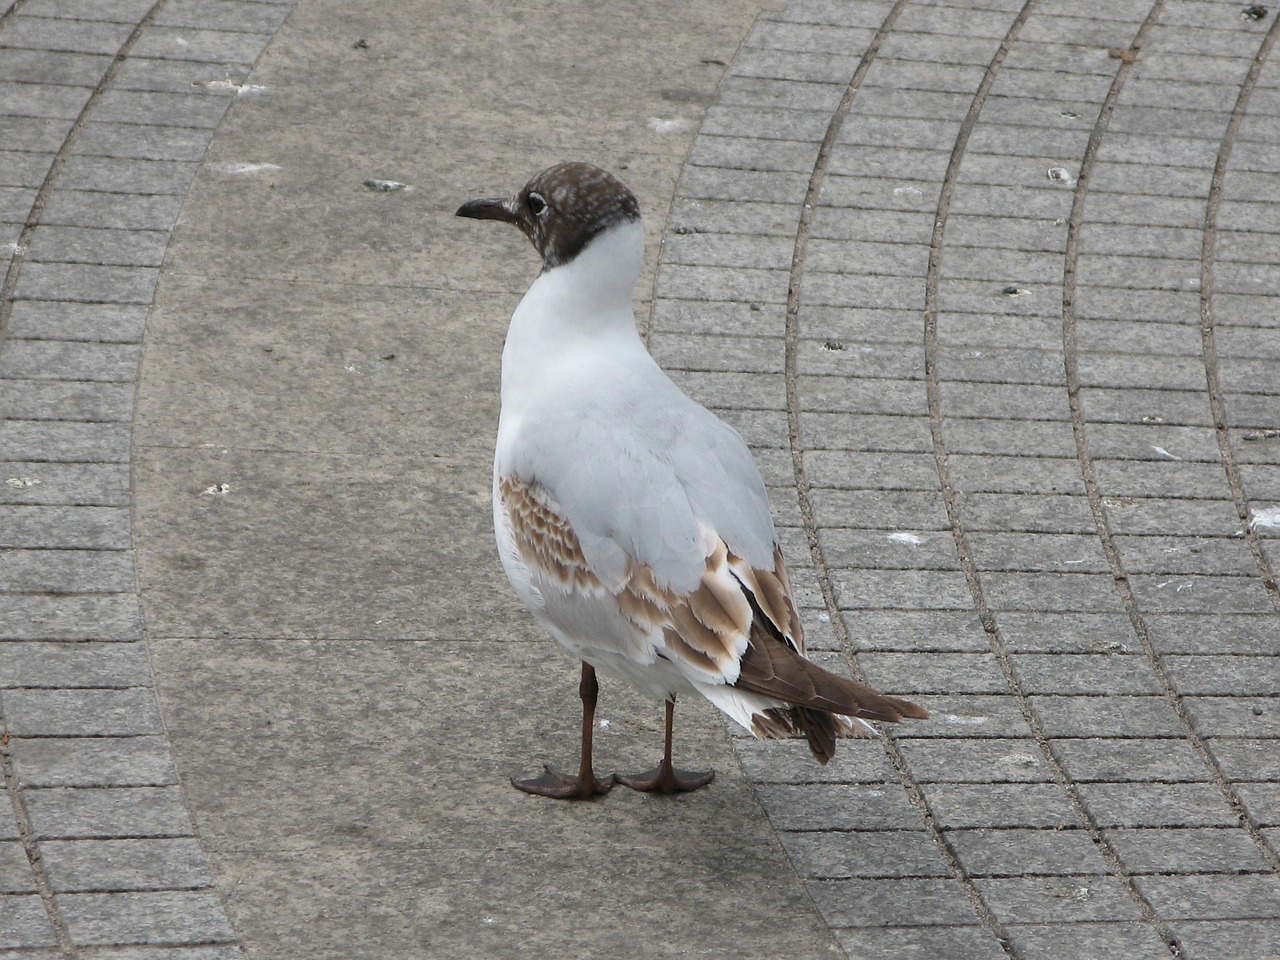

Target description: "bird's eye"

left=527, top=192, right=548, bottom=216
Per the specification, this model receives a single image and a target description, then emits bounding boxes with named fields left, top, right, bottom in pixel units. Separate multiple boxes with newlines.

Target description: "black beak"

left=455, top=196, right=518, bottom=222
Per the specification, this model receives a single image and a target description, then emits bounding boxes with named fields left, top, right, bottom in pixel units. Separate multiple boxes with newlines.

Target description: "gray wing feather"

left=508, top=369, right=777, bottom=593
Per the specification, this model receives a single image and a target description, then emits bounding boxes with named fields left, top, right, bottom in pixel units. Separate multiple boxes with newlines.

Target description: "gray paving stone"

left=832, top=924, right=1008, bottom=960
left=1204, top=738, right=1280, bottom=783
left=112, top=56, right=254, bottom=96
left=1106, top=826, right=1273, bottom=875
left=947, top=455, right=1085, bottom=499
left=922, top=784, right=1086, bottom=830
left=701, top=103, right=831, bottom=141
left=974, top=874, right=1149, bottom=924
left=1029, top=696, right=1186, bottom=739
left=1096, top=462, right=1237, bottom=503
left=980, top=572, right=1120, bottom=613
left=946, top=827, right=1111, bottom=877
left=154, top=0, right=293, bottom=34
left=1163, top=655, right=1280, bottom=696
left=997, top=612, right=1139, bottom=654
left=893, top=695, right=1028, bottom=738
left=820, top=528, right=959, bottom=572
left=40, top=838, right=212, bottom=893
left=0, top=420, right=130, bottom=462
left=747, top=19, right=875, bottom=57
left=967, top=531, right=1107, bottom=572
left=1097, top=496, right=1241, bottom=538
left=680, top=165, right=813, bottom=205
left=662, top=230, right=796, bottom=270
left=0, top=547, right=135, bottom=593
left=23, top=787, right=195, bottom=840
left=0, top=894, right=58, bottom=948
left=1009, top=654, right=1163, bottom=696
left=732, top=45, right=857, bottom=86
left=0, top=464, right=131, bottom=508
left=54, top=157, right=199, bottom=197
left=803, top=448, right=937, bottom=490
left=809, top=876, right=980, bottom=927
left=0, top=80, right=90, bottom=120
left=1079, top=782, right=1242, bottom=828
left=0, top=48, right=112, bottom=86
left=10, top=736, right=179, bottom=788
left=3, top=687, right=162, bottom=737
left=129, top=26, right=272, bottom=65
left=959, top=493, right=1097, bottom=535
left=1053, top=737, right=1212, bottom=783
left=1135, top=874, right=1280, bottom=922
left=685, top=131, right=817, bottom=172
left=735, top=738, right=897, bottom=783
left=1003, top=920, right=1175, bottom=960
left=811, top=487, right=949, bottom=531
left=1172, top=920, right=1280, bottom=960
left=857, top=653, right=1010, bottom=695
left=845, top=610, right=992, bottom=653
left=0, top=185, right=37, bottom=223
left=74, top=121, right=216, bottom=163
left=798, top=340, right=923, bottom=379
left=1182, top=696, right=1280, bottom=737
left=780, top=829, right=950, bottom=879
left=1129, top=575, right=1274, bottom=616
left=0, top=16, right=134, bottom=56
left=0, top=593, right=141, bottom=640
left=59, top=889, right=234, bottom=946
left=0, top=504, right=130, bottom=546
left=1237, top=785, right=1280, bottom=828
left=16, top=262, right=159, bottom=304
left=5, top=300, right=148, bottom=343
left=768, top=0, right=895, bottom=29
left=834, top=567, right=974, bottom=611
left=19, top=0, right=156, bottom=20
left=1146, top=614, right=1280, bottom=656
left=0, top=641, right=151, bottom=688
left=0, top=116, right=72, bottom=153
left=819, top=175, right=942, bottom=217
left=897, top=737, right=1054, bottom=783
left=76, top=948, right=245, bottom=960
left=656, top=263, right=790, bottom=303
left=0, top=381, right=136, bottom=421
left=874, top=31, right=998, bottom=68
left=668, top=197, right=800, bottom=237
left=36, top=189, right=184, bottom=231
left=668, top=371, right=786, bottom=411
left=756, top=783, right=922, bottom=831
left=0, top=841, right=37, bottom=893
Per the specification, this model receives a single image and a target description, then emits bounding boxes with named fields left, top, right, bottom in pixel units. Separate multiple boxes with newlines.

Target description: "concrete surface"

left=2, top=0, right=1279, bottom=958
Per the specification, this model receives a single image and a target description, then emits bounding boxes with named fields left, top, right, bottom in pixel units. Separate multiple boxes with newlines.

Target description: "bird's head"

left=456, top=161, right=641, bottom=271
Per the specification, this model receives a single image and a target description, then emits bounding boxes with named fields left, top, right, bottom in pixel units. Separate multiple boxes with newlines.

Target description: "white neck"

left=529, top=219, right=644, bottom=326
left=498, top=220, right=654, bottom=427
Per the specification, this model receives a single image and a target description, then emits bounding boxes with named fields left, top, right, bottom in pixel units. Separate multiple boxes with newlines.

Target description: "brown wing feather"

left=500, top=475, right=603, bottom=591
left=501, top=474, right=927, bottom=740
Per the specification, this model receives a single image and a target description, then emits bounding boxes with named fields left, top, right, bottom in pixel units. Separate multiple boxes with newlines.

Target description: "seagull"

left=457, top=161, right=927, bottom=800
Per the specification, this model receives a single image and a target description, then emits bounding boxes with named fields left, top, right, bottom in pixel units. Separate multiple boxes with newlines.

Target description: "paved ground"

left=2, top=0, right=1279, bottom=957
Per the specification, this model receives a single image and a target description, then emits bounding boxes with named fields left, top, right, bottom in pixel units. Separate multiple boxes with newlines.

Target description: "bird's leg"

left=618, top=697, right=715, bottom=794
left=512, top=662, right=615, bottom=800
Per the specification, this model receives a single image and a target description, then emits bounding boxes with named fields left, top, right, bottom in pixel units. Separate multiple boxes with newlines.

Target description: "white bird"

left=457, top=162, right=926, bottom=799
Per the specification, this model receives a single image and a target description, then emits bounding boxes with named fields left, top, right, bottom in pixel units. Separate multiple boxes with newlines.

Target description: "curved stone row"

left=0, top=1, right=298, bottom=953
left=654, top=0, right=1280, bottom=956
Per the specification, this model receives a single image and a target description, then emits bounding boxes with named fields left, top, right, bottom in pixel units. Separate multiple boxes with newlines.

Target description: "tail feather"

left=735, top=621, right=928, bottom=724
left=750, top=705, right=854, bottom=765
